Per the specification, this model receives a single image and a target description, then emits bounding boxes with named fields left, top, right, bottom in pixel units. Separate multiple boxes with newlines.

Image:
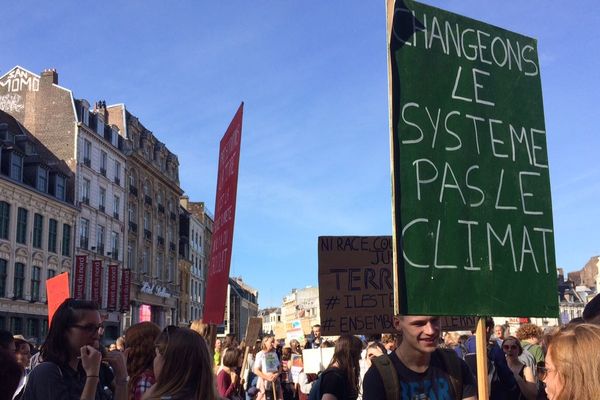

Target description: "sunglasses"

left=502, top=344, right=518, bottom=350
left=71, top=323, right=104, bottom=334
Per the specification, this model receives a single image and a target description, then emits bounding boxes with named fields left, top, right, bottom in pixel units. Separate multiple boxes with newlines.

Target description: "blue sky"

left=1, top=1, right=598, bottom=308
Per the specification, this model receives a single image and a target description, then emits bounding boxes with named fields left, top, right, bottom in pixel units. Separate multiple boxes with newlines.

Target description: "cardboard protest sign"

left=319, top=236, right=480, bottom=334
left=204, top=103, right=244, bottom=324
left=388, top=0, right=558, bottom=317
left=303, top=348, right=335, bottom=374
left=46, top=272, right=70, bottom=327
left=245, top=317, right=263, bottom=344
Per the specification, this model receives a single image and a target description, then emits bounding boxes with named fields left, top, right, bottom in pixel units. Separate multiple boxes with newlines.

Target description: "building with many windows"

left=105, top=104, right=183, bottom=328
left=223, top=277, right=259, bottom=339
left=0, top=110, right=77, bottom=344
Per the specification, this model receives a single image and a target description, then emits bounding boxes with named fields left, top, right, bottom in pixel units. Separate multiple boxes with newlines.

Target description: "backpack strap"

left=436, top=348, right=463, bottom=400
left=372, top=354, right=400, bottom=400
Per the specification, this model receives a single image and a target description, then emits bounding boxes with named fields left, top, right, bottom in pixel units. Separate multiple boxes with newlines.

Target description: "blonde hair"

left=190, top=320, right=209, bottom=339
left=260, top=335, right=274, bottom=351
left=546, top=324, right=600, bottom=400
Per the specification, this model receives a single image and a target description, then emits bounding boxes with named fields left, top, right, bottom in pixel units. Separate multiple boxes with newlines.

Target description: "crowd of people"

left=1, top=296, right=600, bottom=400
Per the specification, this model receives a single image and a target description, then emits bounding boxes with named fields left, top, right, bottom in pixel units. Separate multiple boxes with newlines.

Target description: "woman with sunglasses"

left=501, top=336, right=537, bottom=400
left=142, top=326, right=219, bottom=400
left=22, top=298, right=128, bottom=400
left=539, top=323, right=600, bottom=400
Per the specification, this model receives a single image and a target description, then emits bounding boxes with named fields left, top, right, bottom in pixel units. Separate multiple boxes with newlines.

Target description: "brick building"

left=0, top=110, right=77, bottom=344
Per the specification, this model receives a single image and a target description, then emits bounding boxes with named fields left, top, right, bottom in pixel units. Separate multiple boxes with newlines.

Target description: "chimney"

left=180, top=195, right=189, bottom=210
left=41, top=69, right=58, bottom=85
left=94, top=100, right=108, bottom=120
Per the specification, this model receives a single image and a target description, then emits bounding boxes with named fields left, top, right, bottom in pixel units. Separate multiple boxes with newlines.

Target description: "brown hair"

left=545, top=324, right=600, bottom=400
left=260, top=335, right=274, bottom=351
left=516, top=323, right=543, bottom=341
left=124, top=322, right=161, bottom=397
left=502, top=336, right=523, bottom=355
left=326, top=335, right=363, bottom=396
left=148, top=327, right=219, bottom=400
left=222, top=347, right=241, bottom=368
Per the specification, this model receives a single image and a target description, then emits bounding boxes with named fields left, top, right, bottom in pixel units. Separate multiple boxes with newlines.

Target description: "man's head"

left=312, top=324, right=321, bottom=339
left=494, top=324, right=508, bottom=340
left=0, top=330, right=15, bottom=355
left=394, top=316, right=440, bottom=354
left=583, top=294, right=600, bottom=325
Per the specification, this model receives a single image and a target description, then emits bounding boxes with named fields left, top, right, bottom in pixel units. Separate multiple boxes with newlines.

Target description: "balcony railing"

left=81, top=197, right=90, bottom=206
left=158, top=204, right=165, bottom=214
left=169, top=242, right=176, bottom=252
left=80, top=237, right=89, bottom=249
left=129, top=186, right=138, bottom=196
left=129, top=221, right=138, bottom=233
left=96, top=245, right=104, bottom=255
left=113, top=212, right=120, bottom=220
left=83, top=158, right=91, bottom=167
left=100, top=167, right=107, bottom=177
left=144, top=229, right=152, bottom=241
left=170, top=212, right=176, bottom=221
left=114, top=176, right=120, bottom=186
left=144, top=195, right=152, bottom=206
left=157, top=236, right=165, bottom=246
left=111, top=250, right=119, bottom=260
left=99, top=205, right=105, bottom=213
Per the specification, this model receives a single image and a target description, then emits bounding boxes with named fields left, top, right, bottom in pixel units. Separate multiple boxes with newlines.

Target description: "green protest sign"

left=387, top=0, right=558, bottom=317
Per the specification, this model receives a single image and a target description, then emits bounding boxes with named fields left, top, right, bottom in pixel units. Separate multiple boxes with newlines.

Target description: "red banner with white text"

left=120, top=269, right=131, bottom=313
left=91, top=260, right=102, bottom=305
left=74, top=255, right=87, bottom=300
left=203, top=103, right=244, bottom=324
left=107, top=265, right=118, bottom=311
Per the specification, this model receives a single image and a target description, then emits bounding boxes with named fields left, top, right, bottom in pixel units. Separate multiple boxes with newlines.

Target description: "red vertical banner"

left=74, top=255, right=87, bottom=300
left=120, top=268, right=131, bottom=313
left=203, top=103, right=243, bottom=324
left=91, top=260, right=103, bottom=305
left=107, top=265, right=118, bottom=311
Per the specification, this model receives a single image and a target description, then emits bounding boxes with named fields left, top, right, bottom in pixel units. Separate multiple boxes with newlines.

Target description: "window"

left=62, top=224, right=71, bottom=256
left=0, top=259, right=6, bottom=297
left=82, top=178, right=91, bottom=203
left=16, top=208, right=28, bottom=244
left=99, top=187, right=106, bottom=211
left=10, top=153, right=23, bottom=181
left=27, top=318, right=39, bottom=338
left=31, top=266, right=40, bottom=301
left=111, top=231, right=119, bottom=259
left=127, top=243, right=136, bottom=270
left=114, top=161, right=121, bottom=182
left=129, top=172, right=136, bottom=188
left=83, top=140, right=91, bottom=163
left=129, top=203, right=136, bottom=223
left=11, top=317, right=22, bottom=335
left=144, top=181, right=151, bottom=197
left=0, top=202, right=9, bottom=240
left=143, top=248, right=149, bottom=273
left=113, top=195, right=120, bottom=218
left=97, top=225, right=105, bottom=253
left=32, top=214, right=43, bottom=249
left=100, top=151, right=107, bottom=175
left=47, top=269, right=56, bottom=279
left=156, top=255, right=163, bottom=279
left=168, top=259, right=174, bottom=282
left=48, top=219, right=57, bottom=253
left=96, top=117, right=104, bottom=135
left=144, top=212, right=151, bottom=230
left=37, top=168, right=48, bottom=192
left=14, top=263, right=24, bottom=299
left=55, top=175, right=66, bottom=201
left=80, top=218, right=89, bottom=248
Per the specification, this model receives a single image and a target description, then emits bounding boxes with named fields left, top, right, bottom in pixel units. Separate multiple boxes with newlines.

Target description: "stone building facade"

left=105, top=104, right=183, bottom=328
left=0, top=110, right=77, bottom=344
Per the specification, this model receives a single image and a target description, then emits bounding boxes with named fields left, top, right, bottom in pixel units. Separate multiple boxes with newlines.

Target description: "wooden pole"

left=271, top=378, right=277, bottom=400
left=239, top=346, right=251, bottom=387
left=475, top=317, right=490, bottom=400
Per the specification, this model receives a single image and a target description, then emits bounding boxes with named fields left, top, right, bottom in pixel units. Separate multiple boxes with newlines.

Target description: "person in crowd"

left=289, top=339, right=302, bottom=356
left=124, top=321, right=161, bottom=400
left=0, top=329, right=16, bottom=354
left=214, top=338, right=223, bottom=370
left=501, top=336, right=537, bottom=400
left=494, top=325, right=508, bottom=346
left=280, top=345, right=295, bottom=400
left=223, top=334, right=239, bottom=351
left=12, top=335, right=32, bottom=399
left=515, top=324, right=544, bottom=364
left=143, top=326, right=219, bottom=400
left=253, top=335, right=282, bottom=400
left=442, top=332, right=460, bottom=350
left=217, top=347, right=242, bottom=399
left=582, top=293, right=600, bottom=325
left=380, top=334, right=396, bottom=354
left=363, top=316, right=477, bottom=400
left=304, top=325, right=322, bottom=349
left=314, top=334, right=362, bottom=400
left=116, top=336, right=126, bottom=352
left=540, top=323, right=600, bottom=399
left=0, top=348, right=22, bottom=400
left=359, top=340, right=386, bottom=396
left=21, top=298, right=128, bottom=400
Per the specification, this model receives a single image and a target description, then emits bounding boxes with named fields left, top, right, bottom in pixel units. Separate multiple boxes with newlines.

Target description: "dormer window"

left=55, top=175, right=66, bottom=201
left=82, top=107, right=89, bottom=126
left=96, top=115, right=104, bottom=135
left=10, top=153, right=23, bottom=181
left=36, top=167, right=48, bottom=192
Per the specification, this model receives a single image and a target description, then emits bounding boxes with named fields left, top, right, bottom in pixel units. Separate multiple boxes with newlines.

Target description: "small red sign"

left=74, top=255, right=87, bottom=300
left=120, top=269, right=131, bottom=313
left=107, top=265, right=118, bottom=311
left=91, top=260, right=103, bottom=305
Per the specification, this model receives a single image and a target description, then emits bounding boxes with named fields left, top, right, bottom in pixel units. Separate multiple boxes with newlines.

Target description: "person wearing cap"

left=12, top=335, right=32, bottom=399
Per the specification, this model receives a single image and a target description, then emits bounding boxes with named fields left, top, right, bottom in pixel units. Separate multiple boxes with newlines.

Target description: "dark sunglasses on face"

left=503, top=344, right=518, bottom=350
left=71, top=323, right=104, bottom=334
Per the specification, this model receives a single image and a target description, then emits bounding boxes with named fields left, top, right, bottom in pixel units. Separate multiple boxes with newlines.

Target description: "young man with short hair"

left=363, top=316, right=477, bottom=400
left=304, top=324, right=322, bottom=349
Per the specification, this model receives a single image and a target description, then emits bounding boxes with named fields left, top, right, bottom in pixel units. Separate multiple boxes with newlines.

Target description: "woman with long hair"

left=540, top=323, right=600, bottom=400
left=501, top=336, right=537, bottom=400
left=217, top=347, right=242, bottom=399
left=21, top=298, right=128, bottom=400
left=253, top=335, right=283, bottom=400
left=317, top=334, right=362, bottom=400
left=124, top=322, right=161, bottom=400
left=142, top=326, right=219, bottom=400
